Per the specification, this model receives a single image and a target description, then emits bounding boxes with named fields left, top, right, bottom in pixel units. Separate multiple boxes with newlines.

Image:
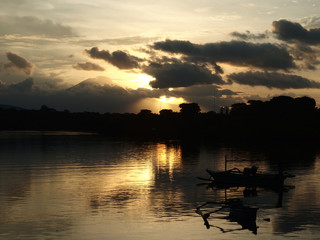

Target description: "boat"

left=206, top=166, right=294, bottom=189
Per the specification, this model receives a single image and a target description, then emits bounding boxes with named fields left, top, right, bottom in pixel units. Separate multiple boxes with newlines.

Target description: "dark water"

left=0, top=131, right=319, bottom=240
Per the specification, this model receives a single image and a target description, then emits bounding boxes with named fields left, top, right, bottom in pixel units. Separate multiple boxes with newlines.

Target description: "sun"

left=157, top=95, right=185, bottom=105
left=158, top=96, right=175, bottom=103
left=131, top=73, right=155, bottom=89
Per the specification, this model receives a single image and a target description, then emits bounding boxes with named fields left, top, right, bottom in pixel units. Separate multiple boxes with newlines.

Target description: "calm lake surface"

left=0, top=131, right=319, bottom=240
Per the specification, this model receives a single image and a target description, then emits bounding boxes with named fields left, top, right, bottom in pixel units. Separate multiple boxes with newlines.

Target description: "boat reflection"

left=196, top=198, right=258, bottom=234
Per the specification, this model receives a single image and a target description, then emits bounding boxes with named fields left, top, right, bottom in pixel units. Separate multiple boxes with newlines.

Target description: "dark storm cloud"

left=0, top=15, right=76, bottom=38
left=152, top=39, right=295, bottom=70
left=73, top=62, right=105, bottom=71
left=177, top=55, right=224, bottom=74
left=230, top=31, right=267, bottom=40
left=272, top=19, right=320, bottom=45
left=144, top=62, right=224, bottom=89
left=227, top=71, right=320, bottom=89
left=153, top=39, right=200, bottom=55
left=4, top=52, right=34, bottom=75
left=85, top=47, right=143, bottom=69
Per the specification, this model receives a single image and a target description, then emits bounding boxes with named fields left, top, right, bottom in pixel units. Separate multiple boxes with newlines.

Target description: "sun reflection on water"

left=83, top=142, right=184, bottom=217
left=155, top=143, right=182, bottom=182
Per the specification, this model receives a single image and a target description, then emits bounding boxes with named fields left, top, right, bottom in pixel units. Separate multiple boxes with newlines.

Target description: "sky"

left=1, top=0, right=320, bottom=113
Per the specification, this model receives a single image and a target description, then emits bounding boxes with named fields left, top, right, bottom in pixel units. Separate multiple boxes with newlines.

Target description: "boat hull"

left=206, top=169, right=286, bottom=188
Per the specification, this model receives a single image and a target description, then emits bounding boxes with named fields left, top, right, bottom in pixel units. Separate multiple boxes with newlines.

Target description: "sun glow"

left=158, top=96, right=175, bottom=103
left=157, top=95, right=185, bottom=105
left=131, top=73, right=155, bottom=89
left=154, top=96, right=185, bottom=112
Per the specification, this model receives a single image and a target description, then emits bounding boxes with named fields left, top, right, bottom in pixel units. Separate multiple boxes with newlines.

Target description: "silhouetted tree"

left=40, top=105, right=56, bottom=112
left=230, top=103, right=247, bottom=115
left=268, top=96, right=295, bottom=115
left=160, top=109, right=173, bottom=116
left=138, top=109, right=152, bottom=116
left=295, top=96, right=316, bottom=112
left=220, top=107, right=229, bottom=115
left=179, top=103, right=200, bottom=116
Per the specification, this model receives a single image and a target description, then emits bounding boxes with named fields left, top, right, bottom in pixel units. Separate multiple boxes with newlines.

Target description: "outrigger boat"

left=206, top=166, right=294, bottom=189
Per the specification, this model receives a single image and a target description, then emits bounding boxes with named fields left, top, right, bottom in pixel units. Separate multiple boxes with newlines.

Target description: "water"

left=0, top=131, right=319, bottom=240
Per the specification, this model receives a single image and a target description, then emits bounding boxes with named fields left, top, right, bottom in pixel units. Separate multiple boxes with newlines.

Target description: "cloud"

left=289, top=43, right=320, bottom=70
left=144, top=61, right=224, bottom=88
left=73, top=62, right=105, bottom=71
left=272, top=19, right=320, bottom=45
left=85, top=47, right=143, bottom=69
left=152, top=39, right=295, bottom=70
left=0, top=15, right=76, bottom=38
left=0, top=77, right=34, bottom=93
left=0, top=76, right=236, bottom=113
left=166, top=85, right=240, bottom=111
left=227, top=71, right=320, bottom=89
left=153, top=39, right=199, bottom=55
left=300, top=16, right=320, bottom=28
left=76, top=36, right=158, bottom=46
left=171, top=84, right=237, bottom=98
left=4, top=52, right=34, bottom=75
left=9, top=77, right=34, bottom=92
left=230, top=31, right=267, bottom=40
left=0, top=77, right=164, bottom=113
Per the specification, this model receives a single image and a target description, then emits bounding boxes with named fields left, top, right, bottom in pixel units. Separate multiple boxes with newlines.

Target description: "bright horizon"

left=1, top=0, right=320, bottom=113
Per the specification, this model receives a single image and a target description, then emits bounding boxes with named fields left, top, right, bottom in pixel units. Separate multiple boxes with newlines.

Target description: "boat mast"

left=225, top=155, right=227, bottom=171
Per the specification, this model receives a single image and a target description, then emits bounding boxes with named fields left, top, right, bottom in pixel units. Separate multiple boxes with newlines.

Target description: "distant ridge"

left=66, top=78, right=102, bottom=92
left=0, top=104, right=24, bottom=110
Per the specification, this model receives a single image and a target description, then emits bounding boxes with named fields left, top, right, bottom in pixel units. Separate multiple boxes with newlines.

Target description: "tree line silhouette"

left=1, top=95, right=320, bottom=141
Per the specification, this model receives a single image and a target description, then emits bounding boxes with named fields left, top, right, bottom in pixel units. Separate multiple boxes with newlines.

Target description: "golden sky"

left=1, top=0, right=320, bottom=113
